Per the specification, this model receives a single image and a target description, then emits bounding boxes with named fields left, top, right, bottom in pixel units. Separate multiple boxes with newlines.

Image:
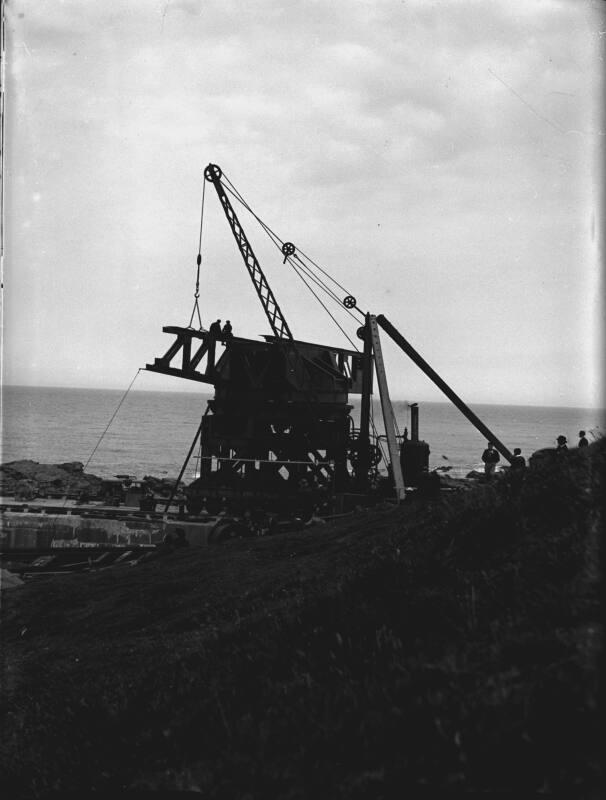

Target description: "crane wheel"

left=209, top=521, right=247, bottom=542
left=356, top=326, right=366, bottom=341
left=348, top=443, right=381, bottom=467
left=343, top=295, right=357, bottom=309
left=281, top=242, right=296, bottom=258
left=369, top=444, right=382, bottom=466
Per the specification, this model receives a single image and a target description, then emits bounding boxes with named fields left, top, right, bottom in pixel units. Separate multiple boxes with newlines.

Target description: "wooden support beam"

left=157, top=336, right=185, bottom=366
left=369, top=316, right=406, bottom=502
left=145, top=327, right=216, bottom=384
left=356, top=314, right=373, bottom=483
left=145, top=364, right=215, bottom=385
left=376, top=314, right=513, bottom=463
left=189, top=340, right=210, bottom=370
left=182, top=337, right=192, bottom=371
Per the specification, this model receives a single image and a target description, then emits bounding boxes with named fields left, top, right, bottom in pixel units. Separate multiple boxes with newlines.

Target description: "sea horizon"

left=2, top=385, right=604, bottom=482
left=2, top=382, right=603, bottom=413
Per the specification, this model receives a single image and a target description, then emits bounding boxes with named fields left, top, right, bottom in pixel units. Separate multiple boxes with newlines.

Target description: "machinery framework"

left=146, top=163, right=514, bottom=517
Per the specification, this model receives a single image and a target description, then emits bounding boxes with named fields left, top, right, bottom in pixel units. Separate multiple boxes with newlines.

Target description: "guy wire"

left=82, top=369, right=141, bottom=475
left=222, top=176, right=362, bottom=328
left=222, top=174, right=359, bottom=307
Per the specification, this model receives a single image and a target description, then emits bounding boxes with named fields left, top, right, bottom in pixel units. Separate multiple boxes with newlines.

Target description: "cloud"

left=4, top=0, right=603, bottom=406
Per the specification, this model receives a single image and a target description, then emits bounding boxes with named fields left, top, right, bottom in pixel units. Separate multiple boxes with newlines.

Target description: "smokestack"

left=410, top=403, right=419, bottom=442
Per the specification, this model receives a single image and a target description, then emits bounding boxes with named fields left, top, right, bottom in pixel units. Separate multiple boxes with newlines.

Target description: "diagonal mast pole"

left=376, top=314, right=513, bottom=463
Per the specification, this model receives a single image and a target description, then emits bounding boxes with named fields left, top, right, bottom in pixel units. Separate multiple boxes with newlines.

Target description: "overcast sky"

left=3, top=0, right=604, bottom=407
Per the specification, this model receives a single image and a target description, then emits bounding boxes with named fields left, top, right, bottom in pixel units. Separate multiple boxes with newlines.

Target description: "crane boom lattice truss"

left=144, top=161, right=519, bottom=516
left=204, top=164, right=293, bottom=341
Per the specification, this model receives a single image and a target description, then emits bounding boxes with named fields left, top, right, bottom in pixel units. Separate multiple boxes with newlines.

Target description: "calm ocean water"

left=1, top=386, right=604, bottom=482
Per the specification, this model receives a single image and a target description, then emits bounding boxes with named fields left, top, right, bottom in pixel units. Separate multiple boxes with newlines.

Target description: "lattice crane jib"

left=141, top=161, right=519, bottom=515
left=203, top=163, right=294, bottom=342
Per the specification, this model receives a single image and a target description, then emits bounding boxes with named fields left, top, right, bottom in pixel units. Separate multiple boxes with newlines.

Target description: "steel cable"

left=82, top=370, right=141, bottom=474
left=221, top=175, right=362, bottom=338
left=188, top=178, right=206, bottom=329
left=288, top=260, right=359, bottom=350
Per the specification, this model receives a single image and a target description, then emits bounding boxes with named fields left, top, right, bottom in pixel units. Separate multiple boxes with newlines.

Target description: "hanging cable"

left=222, top=180, right=286, bottom=265
left=39, top=367, right=143, bottom=525
left=222, top=175, right=285, bottom=246
left=82, top=370, right=142, bottom=475
left=291, top=254, right=346, bottom=305
left=222, top=177, right=363, bottom=343
left=369, top=400, right=388, bottom=465
left=188, top=178, right=206, bottom=330
left=206, top=167, right=416, bottom=493
left=291, top=254, right=361, bottom=325
left=392, top=402, right=401, bottom=439
left=289, top=259, right=360, bottom=350
left=194, top=402, right=210, bottom=481
left=216, top=171, right=381, bottom=478
left=222, top=174, right=361, bottom=318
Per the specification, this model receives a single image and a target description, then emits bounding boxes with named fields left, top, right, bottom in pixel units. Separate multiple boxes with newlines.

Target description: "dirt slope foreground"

left=1, top=442, right=603, bottom=799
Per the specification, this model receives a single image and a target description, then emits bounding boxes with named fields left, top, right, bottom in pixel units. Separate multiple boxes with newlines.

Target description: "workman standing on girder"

left=481, top=442, right=500, bottom=480
left=221, top=320, right=233, bottom=342
left=209, top=319, right=222, bottom=340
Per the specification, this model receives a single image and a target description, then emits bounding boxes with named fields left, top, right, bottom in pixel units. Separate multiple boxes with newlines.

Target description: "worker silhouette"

left=159, top=531, right=176, bottom=554
left=481, top=442, right=500, bottom=480
left=209, top=319, right=222, bottom=340
left=510, top=448, right=526, bottom=470
left=578, top=430, right=589, bottom=448
left=221, top=320, right=233, bottom=342
left=173, top=528, right=189, bottom=548
left=556, top=435, right=568, bottom=452
left=174, top=487, right=187, bottom=518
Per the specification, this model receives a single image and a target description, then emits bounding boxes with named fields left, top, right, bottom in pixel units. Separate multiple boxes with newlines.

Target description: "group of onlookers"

left=481, top=430, right=590, bottom=480
left=555, top=430, right=589, bottom=451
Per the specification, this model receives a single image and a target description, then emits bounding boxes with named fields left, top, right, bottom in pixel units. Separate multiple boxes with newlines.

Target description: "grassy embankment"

left=1, top=441, right=602, bottom=798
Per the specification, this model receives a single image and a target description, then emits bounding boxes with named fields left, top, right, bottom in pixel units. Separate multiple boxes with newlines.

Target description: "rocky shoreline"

left=0, top=458, right=484, bottom=503
left=0, top=460, right=104, bottom=499
left=0, top=460, right=180, bottom=501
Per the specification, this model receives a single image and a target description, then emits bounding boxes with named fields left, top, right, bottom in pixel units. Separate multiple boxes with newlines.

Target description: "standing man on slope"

left=481, top=442, right=500, bottom=481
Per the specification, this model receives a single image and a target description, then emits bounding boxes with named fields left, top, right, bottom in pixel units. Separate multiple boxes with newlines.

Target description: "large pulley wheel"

left=368, top=444, right=382, bottom=466
left=347, top=445, right=360, bottom=467
left=347, top=443, right=382, bottom=467
left=281, top=242, right=296, bottom=259
left=209, top=520, right=247, bottom=542
left=343, top=295, right=357, bottom=309
left=204, top=163, right=222, bottom=182
left=356, top=326, right=366, bottom=341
